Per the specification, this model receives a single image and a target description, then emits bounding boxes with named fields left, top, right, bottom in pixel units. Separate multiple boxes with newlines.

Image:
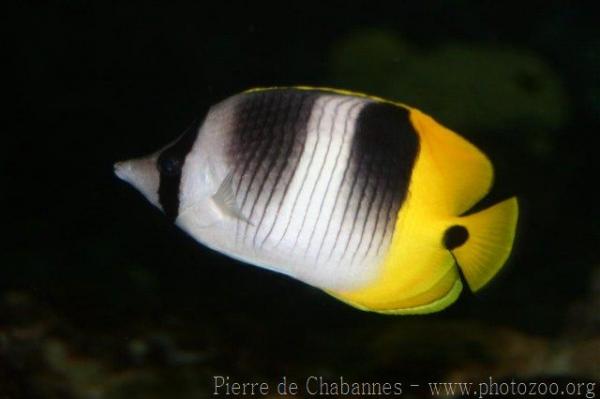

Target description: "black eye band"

left=158, top=156, right=182, bottom=177
left=157, top=118, right=203, bottom=221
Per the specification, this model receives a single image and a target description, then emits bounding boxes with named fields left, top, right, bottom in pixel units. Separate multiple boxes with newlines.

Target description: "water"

left=3, top=2, right=598, bottom=398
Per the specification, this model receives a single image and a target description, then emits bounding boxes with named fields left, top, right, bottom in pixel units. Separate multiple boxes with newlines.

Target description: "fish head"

left=114, top=119, right=222, bottom=223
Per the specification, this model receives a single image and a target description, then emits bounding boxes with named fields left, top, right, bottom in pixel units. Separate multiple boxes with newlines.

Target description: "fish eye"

left=158, top=156, right=181, bottom=176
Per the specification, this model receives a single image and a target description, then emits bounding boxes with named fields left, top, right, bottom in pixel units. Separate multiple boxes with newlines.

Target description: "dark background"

left=4, top=1, right=599, bottom=398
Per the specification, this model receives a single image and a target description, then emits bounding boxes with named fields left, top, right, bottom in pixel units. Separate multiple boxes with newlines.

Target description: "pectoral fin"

left=212, top=172, right=253, bottom=224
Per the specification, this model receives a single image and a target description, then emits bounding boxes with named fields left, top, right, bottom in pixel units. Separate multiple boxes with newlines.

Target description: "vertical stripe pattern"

left=226, top=89, right=419, bottom=289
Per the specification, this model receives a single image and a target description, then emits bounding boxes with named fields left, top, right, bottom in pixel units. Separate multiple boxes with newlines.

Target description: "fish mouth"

left=114, top=161, right=132, bottom=182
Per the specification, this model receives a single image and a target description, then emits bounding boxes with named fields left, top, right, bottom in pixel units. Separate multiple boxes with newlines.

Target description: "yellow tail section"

left=450, top=197, right=519, bottom=292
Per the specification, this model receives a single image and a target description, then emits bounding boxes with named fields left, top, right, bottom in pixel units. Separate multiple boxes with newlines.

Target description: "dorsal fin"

left=409, top=109, right=494, bottom=216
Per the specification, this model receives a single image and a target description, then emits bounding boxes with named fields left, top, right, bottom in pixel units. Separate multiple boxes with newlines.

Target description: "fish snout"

left=113, top=156, right=161, bottom=209
left=114, top=160, right=133, bottom=182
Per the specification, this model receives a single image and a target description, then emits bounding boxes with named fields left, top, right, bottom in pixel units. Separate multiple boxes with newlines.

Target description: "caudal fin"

left=447, top=197, right=519, bottom=292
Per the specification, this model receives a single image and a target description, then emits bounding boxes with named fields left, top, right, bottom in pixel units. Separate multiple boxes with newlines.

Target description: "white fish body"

left=170, top=92, right=380, bottom=291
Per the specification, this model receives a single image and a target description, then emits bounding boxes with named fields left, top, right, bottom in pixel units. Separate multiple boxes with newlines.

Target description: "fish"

left=114, top=87, right=518, bottom=314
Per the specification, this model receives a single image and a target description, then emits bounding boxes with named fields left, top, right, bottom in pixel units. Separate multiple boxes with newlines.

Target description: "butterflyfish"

left=115, top=87, right=518, bottom=314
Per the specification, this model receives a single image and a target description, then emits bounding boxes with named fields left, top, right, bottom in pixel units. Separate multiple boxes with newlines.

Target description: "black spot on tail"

left=444, top=225, right=469, bottom=250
